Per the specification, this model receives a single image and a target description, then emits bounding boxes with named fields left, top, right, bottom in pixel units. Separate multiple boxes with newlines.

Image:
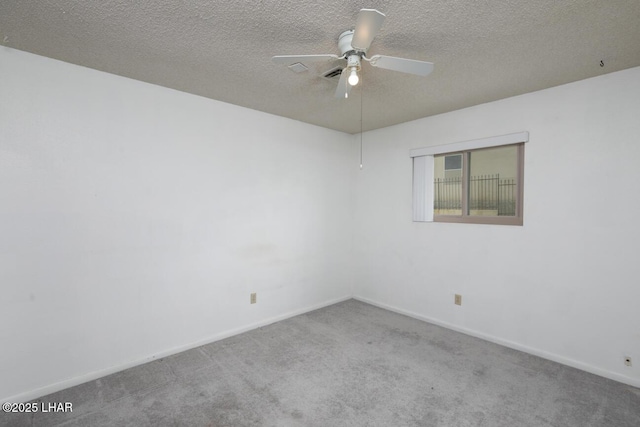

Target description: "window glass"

left=434, top=154, right=462, bottom=215
left=468, top=145, right=518, bottom=217
left=444, top=154, right=462, bottom=170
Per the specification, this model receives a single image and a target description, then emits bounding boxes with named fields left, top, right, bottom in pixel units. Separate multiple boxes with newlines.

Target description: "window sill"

left=433, top=215, right=523, bottom=226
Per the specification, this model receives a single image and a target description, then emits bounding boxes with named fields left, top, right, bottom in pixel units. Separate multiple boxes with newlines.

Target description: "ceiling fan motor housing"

left=340, top=30, right=362, bottom=75
left=338, top=30, right=358, bottom=55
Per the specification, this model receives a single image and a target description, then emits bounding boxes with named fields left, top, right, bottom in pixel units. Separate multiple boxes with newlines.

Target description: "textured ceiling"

left=2, top=1, right=640, bottom=134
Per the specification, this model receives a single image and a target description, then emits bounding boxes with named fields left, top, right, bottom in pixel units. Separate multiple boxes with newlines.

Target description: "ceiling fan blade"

left=351, top=9, right=385, bottom=51
left=272, top=54, right=340, bottom=65
left=368, top=55, right=434, bottom=76
left=334, top=68, right=352, bottom=99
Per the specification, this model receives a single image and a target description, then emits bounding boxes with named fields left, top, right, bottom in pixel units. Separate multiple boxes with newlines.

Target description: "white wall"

left=353, top=66, right=640, bottom=387
left=0, top=47, right=355, bottom=402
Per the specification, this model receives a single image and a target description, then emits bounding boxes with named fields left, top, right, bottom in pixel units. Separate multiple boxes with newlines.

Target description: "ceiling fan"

left=272, top=9, right=434, bottom=99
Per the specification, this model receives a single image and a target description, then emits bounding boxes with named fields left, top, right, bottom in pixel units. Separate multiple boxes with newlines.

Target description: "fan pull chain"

left=360, top=73, right=363, bottom=169
left=345, top=69, right=349, bottom=98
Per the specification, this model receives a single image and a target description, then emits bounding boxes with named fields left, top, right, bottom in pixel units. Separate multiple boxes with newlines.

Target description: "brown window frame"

left=434, top=143, right=524, bottom=226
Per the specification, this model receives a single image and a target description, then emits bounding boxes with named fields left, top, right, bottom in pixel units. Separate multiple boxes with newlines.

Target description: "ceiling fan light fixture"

left=348, top=67, right=359, bottom=86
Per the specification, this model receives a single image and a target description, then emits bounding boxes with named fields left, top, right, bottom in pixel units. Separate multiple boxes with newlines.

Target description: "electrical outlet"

left=454, top=294, right=462, bottom=306
left=250, top=293, right=257, bottom=304
left=624, top=356, right=632, bottom=367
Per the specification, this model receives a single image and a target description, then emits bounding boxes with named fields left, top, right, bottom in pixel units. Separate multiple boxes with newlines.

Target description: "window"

left=444, top=154, right=462, bottom=179
left=411, top=132, right=527, bottom=226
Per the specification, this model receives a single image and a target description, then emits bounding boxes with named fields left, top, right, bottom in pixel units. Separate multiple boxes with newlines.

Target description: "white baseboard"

left=354, top=295, right=640, bottom=389
left=4, top=294, right=352, bottom=403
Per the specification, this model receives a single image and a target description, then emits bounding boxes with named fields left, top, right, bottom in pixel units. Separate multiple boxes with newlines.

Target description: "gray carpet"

left=2, top=299, right=639, bottom=426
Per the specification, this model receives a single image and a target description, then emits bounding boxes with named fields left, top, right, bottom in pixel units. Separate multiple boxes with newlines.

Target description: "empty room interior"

left=1, top=1, right=640, bottom=426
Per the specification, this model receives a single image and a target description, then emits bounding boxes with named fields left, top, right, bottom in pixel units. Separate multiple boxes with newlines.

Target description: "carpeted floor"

left=3, top=299, right=639, bottom=426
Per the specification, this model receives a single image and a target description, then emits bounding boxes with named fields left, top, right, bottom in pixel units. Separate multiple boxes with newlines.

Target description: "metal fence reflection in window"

left=434, top=175, right=516, bottom=216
